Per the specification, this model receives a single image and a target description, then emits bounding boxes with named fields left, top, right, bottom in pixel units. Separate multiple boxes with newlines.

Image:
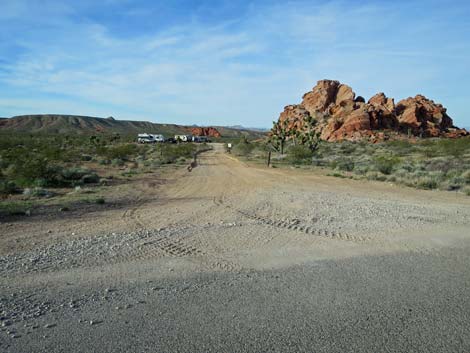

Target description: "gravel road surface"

left=2, top=144, right=470, bottom=352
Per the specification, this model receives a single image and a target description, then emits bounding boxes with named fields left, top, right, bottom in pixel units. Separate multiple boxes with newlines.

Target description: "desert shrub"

left=95, top=197, right=105, bottom=204
left=81, top=173, right=100, bottom=184
left=374, top=156, right=400, bottom=175
left=5, top=157, right=49, bottom=185
left=233, top=139, right=255, bottom=157
left=328, top=172, right=346, bottom=178
left=98, top=158, right=111, bottom=165
left=400, top=162, right=417, bottom=173
left=0, top=180, right=20, bottom=196
left=338, top=142, right=358, bottom=154
left=462, top=170, right=470, bottom=184
left=0, top=201, right=33, bottom=216
left=376, top=174, right=387, bottom=181
left=425, top=157, right=455, bottom=173
left=61, top=167, right=90, bottom=181
left=334, top=157, right=355, bottom=171
left=287, top=145, right=313, bottom=164
left=416, top=176, right=440, bottom=190
left=365, top=171, right=379, bottom=180
left=386, top=140, right=415, bottom=154
left=311, top=158, right=327, bottom=166
left=353, top=164, right=370, bottom=175
left=464, top=187, right=470, bottom=196
left=437, top=138, right=470, bottom=158
left=111, top=158, right=125, bottom=167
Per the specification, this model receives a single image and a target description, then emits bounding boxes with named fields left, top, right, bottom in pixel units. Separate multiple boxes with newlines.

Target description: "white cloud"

left=0, top=1, right=469, bottom=127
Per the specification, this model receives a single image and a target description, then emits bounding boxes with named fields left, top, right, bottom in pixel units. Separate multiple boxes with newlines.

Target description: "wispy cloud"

left=0, top=0, right=469, bottom=127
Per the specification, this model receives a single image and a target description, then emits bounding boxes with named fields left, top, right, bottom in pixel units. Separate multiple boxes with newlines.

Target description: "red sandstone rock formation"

left=190, top=127, right=222, bottom=138
left=275, top=79, right=468, bottom=142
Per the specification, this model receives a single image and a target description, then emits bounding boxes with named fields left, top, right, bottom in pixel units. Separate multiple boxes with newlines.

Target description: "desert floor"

left=2, top=144, right=470, bottom=352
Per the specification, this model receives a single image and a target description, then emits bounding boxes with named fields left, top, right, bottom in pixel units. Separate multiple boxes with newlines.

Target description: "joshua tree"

left=269, top=119, right=289, bottom=154
left=298, top=115, right=321, bottom=153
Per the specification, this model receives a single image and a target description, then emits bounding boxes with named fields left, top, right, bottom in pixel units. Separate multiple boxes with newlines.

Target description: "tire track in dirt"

left=83, top=226, right=241, bottom=273
left=213, top=194, right=370, bottom=244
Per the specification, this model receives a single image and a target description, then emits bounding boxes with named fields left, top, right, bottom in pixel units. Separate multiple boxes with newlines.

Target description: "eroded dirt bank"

left=2, top=144, right=470, bottom=352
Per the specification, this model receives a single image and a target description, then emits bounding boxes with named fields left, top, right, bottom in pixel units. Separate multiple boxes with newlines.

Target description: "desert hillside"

left=0, top=114, right=266, bottom=139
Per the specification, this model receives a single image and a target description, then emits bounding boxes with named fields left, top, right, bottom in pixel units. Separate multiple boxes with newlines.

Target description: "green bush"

left=0, top=201, right=32, bottom=216
left=0, top=180, right=19, bottom=196
left=334, top=157, right=355, bottom=172
left=95, top=197, right=105, bottom=204
left=111, top=158, right=125, bottom=167
left=287, top=145, right=313, bottom=164
left=81, top=174, right=100, bottom=184
left=374, top=156, right=400, bottom=175
left=416, top=176, right=439, bottom=190
left=233, top=140, right=255, bottom=157
left=61, top=167, right=90, bottom=181
left=353, top=164, right=370, bottom=175
left=462, top=170, right=470, bottom=184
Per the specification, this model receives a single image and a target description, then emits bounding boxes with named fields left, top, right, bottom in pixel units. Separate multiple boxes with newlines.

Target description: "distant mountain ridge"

left=224, top=125, right=270, bottom=132
left=0, top=114, right=266, bottom=139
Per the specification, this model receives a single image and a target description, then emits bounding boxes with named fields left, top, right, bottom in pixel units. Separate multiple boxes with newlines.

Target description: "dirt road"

left=2, top=144, right=470, bottom=352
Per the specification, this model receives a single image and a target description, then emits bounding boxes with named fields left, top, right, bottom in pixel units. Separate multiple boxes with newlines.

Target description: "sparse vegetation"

left=235, top=136, right=470, bottom=195
left=232, top=137, right=256, bottom=157
left=0, top=133, right=209, bottom=216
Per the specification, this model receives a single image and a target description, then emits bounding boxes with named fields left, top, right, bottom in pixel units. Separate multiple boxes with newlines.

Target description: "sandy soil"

left=1, top=143, right=470, bottom=352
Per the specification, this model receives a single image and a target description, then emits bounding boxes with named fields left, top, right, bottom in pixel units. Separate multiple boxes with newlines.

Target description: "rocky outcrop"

left=395, top=95, right=454, bottom=137
left=190, top=127, right=222, bottom=138
left=275, top=79, right=468, bottom=142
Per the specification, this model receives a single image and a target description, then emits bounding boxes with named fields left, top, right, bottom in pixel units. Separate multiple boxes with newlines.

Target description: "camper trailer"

left=137, top=134, right=165, bottom=143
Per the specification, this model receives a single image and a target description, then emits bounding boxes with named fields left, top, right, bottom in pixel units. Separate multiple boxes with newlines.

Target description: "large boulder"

left=395, top=95, right=454, bottom=136
left=323, top=107, right=371, bottom=141
left=301, top=80, right=355, bottom=116
left=367, top=93, right=398, bottom=130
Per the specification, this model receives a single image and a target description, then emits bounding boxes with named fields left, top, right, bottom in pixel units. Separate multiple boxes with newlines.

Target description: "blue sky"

left=0, top=0, right=469, bottom=128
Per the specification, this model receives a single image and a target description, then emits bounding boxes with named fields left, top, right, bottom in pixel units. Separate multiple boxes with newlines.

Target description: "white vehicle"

left=138, top=133, right=165, bottom=143
left=192, top=136, right=209, bottom=143
left=174, top=135, right=192, bottom=142
left=152, top=134, right=165, bottom=142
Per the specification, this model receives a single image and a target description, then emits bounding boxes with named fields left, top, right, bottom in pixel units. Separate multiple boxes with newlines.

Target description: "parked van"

left=192, top=136, right=209, bottom=143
